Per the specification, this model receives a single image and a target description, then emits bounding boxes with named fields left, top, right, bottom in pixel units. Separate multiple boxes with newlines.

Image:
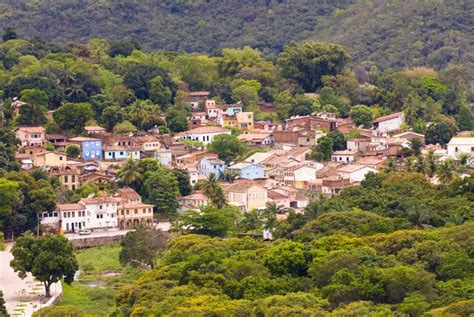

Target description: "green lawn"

left=55, top=243, right=142, bottom=316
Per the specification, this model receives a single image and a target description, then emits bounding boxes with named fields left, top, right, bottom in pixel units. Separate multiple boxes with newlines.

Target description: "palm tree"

left=262, top=202, right=280, bottom=233
left=436, top=159, right=455, bottom=184
left=383, top=156, right=397, bottom=173
left=413, top=156, right=429, bottom=175
left=59, top=64, right=75, bottom=87
left=425, top=150, right=437, bottom=177
left=405, top=156, right=416, bottom=172
left=203, top=173, right=227, bottom=209
left=118, top=159, right=143, bottom=186
left=220, top=169, right=239, bottom=182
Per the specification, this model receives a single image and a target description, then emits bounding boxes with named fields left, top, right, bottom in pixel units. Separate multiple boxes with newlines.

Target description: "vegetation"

left=10, top=233, right=78, bottom=297
left=0, top=1, right=471, bottom=80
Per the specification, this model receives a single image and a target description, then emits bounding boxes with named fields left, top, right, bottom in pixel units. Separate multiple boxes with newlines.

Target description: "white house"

left=447, top=137, right=474, bottom=158
left=372, top=112, right=405, bottom=135
left=331, top=150, right=358, bottom=164
left=175, top=126, right=231, bottom=145
left=155, top=149, right=173, bottom=166
left=337, top=164, right=378, bottom=183
left=80, top=196, right=120, bottom=229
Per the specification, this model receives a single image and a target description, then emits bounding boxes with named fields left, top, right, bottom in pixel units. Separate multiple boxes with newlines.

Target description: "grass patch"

left=51, top=243, right=143, bottom=316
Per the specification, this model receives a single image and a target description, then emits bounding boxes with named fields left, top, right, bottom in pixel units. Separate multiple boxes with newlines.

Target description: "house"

left=33, top=151, right=67, bottom=168
left=227, top=162, right=265, bottom=180
left=223, top=180, right=268, bottom=212
left=115, top=187, right=154, bottom=229
left=236, top=112, right=254, bottom=130
left=273, top=129, right=314, bottom=147
left=41, top=203, right=86, bottom=233
left=372, top=112, right=405, bottom=135
left=176, top=151, right=219, bottom=168
left=337, top=164, right=379, bottom=183
left=79, top=196, right=120, bottom=229
left=103, top=145, right=141, bottom=161
left=285, top=115, right=337, bottom=131
left=221, top=116, right=238, bottom=129
left=47, top=134, right=68, bottom=149
left=16, top=127, right=46, bottom=147
left=321, top=177, right=351, bottom=196
left=205, top=102, right=223, bottom=121
left=189, top=112, right=207, bottom=128
left=50, top=166, right=81, bottom=191
left=186, top=91, right=210, bottom=109
left=80, top=172, right=114, bottom=190
left=447, top=137, right=474, bottom=158
left=179, top=191, right=209, bottom=213
left=84, top=125, right=106, bottom=135
left=41, top=195, right=121, bottom=233
left=175, top=126, right=231, bottom=145
left=135, top=135, right=161, bottom=153
left=69, top=137, right=103, bottom=160
left=238, top=133, right=274, bottom=146
left=292, top=164, right=322, bottom=189
left=244, top=151, right=277, bottom=165
left=198, top=157, right=226, bottom=178
left=347, top=137, right=371, bottom=153
left=392, top=131, right=425, bottom=144
left=155, top=149, right=173, bottom=166
left=225, top=105, right=243, bottom=116
left=331, top=150, right=358, bottom=164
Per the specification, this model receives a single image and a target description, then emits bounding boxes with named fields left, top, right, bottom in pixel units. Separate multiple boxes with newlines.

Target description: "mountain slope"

left=0, top=0, right=472, bottom=71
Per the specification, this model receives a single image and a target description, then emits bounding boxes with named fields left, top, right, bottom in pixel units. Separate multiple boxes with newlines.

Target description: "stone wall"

left=71, top=235, right=123, bottom=249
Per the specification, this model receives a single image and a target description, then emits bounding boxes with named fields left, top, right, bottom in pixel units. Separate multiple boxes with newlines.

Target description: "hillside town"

left=10, top=92, right=473, bottom=236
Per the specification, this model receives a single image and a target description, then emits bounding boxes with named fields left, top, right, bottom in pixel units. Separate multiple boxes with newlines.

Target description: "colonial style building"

left=114, top=187, right=154, bottom=229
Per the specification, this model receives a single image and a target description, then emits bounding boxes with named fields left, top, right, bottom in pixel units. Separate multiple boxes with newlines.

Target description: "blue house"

left=228, top=162, right=265, bottom=180
left=198, top=157, right=225, bottom=178
left=226, top=106, right=243, bottom=117
left=69, top=137, right=103, bottom=160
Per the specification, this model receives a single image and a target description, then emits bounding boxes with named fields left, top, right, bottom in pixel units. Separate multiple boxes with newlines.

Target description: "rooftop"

left=447, top=137, right=474, bottom=145
left=16, top=127, right=45, bottom=133
left=373, top=112, right=404, bottom=123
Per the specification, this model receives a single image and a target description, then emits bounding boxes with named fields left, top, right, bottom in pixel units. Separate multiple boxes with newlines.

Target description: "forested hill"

left=0, top=0, right=472, bottom=72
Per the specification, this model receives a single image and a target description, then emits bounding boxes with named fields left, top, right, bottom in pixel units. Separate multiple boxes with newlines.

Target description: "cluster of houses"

left=12, top=91, right=473, bottom=233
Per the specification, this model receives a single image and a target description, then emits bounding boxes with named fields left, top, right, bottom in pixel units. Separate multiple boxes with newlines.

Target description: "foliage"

left=10, top=233, right=78, bottom=297
left=119, top=226, right=168, bottom=268
left=207, top=134, right=247, bottom=164
left=349, top=105, right=373, bottom=128
left=278, top=41, right=350, bottom=92
left=66, top=144, right=80, bottom=158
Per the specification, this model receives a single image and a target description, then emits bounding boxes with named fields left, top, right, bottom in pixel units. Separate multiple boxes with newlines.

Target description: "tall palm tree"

left=436, top=159, right=455, bottom=185
left=220, top=169, right=239, bottom=182
left=383, top=157, right=397, bottom=173
left=262, top=202, right=280, bottom=232
left=118, top=159, right=143, bottom=186
left=203, top=173, right=227, bottom=209
left=425, top=150, right=437, bottom=178
left=405, top=156, right=416, bottom=172
left=413, top=156, right=429, bottom=175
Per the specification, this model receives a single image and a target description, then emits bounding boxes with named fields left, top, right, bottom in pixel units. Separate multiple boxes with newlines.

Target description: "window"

left=64, top=176, right=68, bottom=183
left=134, top=209, right=138, bottom=214
left=96, top=141, right=100, bottom=146
left=72, top=175, right=75, bottom=182
left=59, top=156, right=63, bottom=161
left=455, top=147, right=459, bottom=152
left=72, top=212, right=75, bottom=217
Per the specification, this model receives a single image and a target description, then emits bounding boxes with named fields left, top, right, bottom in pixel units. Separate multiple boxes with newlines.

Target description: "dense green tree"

left=113, top=120, right=137, bottom=134
left=172, top=168, right=192, bottom=196
left=176, top=205, right=239, bottom=237
left=143, top=168, right=180, bottom=215
left=101, top=105, right=126, bottom=132
left=149, top=75, right=172, bottom=107
left=263, top=241, right=307, bottom=276
left=349, top=105, right=373, bottom=128
left=458, top=106, right=473, bottom=131
left=2, top=27, right=17, bottom=42
left=123, top=63, right=175, bottom=101
left=65, top=144, right=80, bottom=158
left=119, top=226, right=167, bottom=268
left=0, top=290, right=7, bottom=317
left=117, top=159, right=143, bottom=189
left=327, top=130, right=347, bottom=151
left=278, top=41, right=350, bottom=92
left=425, top=122, right=455, bottom=146
left=208, top=134, right=247, bottom=164
left=165, top=107, right=188, bottom=133
left=109, top=39, right=139, bottom=57
left=312, top=136, right=333, bottom=161
left=0, top=178, right=19, bottom=226
left=10, top=233, right=78, bottom=297
left=53, top=102, right=94, bottom=134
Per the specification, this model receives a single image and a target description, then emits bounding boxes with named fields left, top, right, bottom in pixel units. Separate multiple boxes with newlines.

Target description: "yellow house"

left=236, top=112, right=254, bottom=131
left=223, top=180, right=267, bottom=212
left=222, top=116, right=237, bottom=129
left=33, top=151, right=67, bottom=168
left=114, top=187, right=154, bottom=229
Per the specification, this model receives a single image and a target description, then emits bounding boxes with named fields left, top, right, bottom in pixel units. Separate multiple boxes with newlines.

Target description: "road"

left=0, top=243, right=62, bottom=317
left=65, top=222, right=171, bottom=240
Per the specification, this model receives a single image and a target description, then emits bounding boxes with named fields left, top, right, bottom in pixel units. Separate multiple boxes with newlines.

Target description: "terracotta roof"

left=238, top=133, right=272, bottom=142
left=121, top=202, right=154, bottom=209
left=69, top=137, right=101, bottom=142
left=223, top=180, right=266, bottom=193
left=337, top=164, right=374, bottom=173
left=47, top=134, right=67, bottom=139
left=188, top=91, right=210, bottom=97
left=180, top=126, right=229, bottom=135
left=16, top=127, right=45, bottom=133
left=80, top=196, right=121, bottom=204
left=56, top=203, right=85, bottom=211
left=183, top=191, right=209, bottom=201
left=373, top=112, right=404, bottom=123
left=268, top=190, right=288, bottom=200
left=84, top=126, right=106, bottom=131
left=333, top=150, right=358, bottom=155
left=115, top=187, right=141, bottom=201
